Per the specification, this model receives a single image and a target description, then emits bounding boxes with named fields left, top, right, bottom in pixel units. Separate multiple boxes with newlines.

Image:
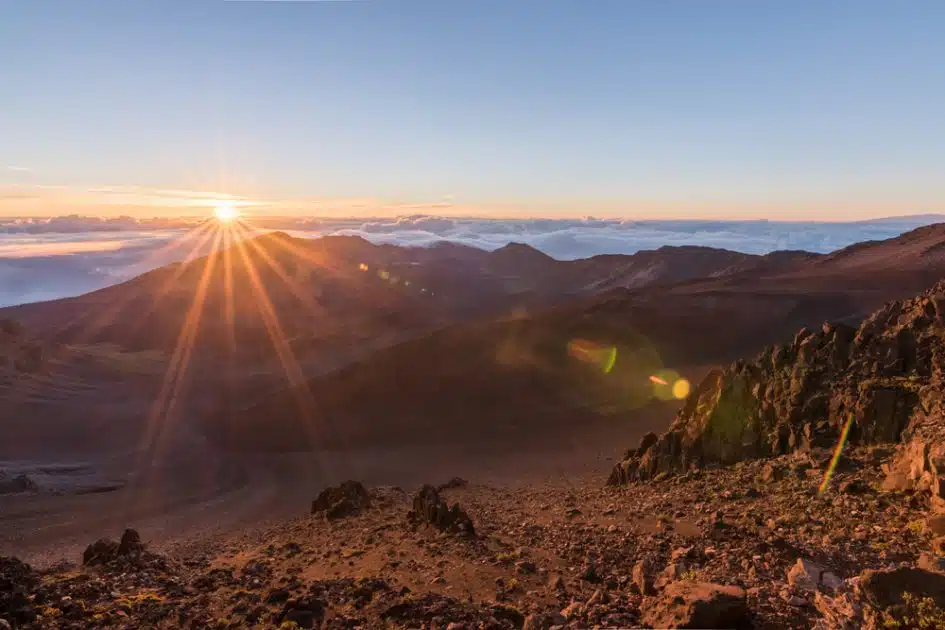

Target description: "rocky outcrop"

left=880, top=394, right=945, bottom=512
left=640, top=581, right=748, bottom=629
left=610, top=280, right=945, bottom=487
left=311, top=481, right=371, bottom=520
left=82, top=529, right=146, bottom=567
left=814, top=567, right=945, bottom=629
left=409, top=485, right=476, bottom=537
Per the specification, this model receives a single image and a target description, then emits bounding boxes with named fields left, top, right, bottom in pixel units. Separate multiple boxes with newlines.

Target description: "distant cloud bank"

left=1, top=214, right=943, bottom=307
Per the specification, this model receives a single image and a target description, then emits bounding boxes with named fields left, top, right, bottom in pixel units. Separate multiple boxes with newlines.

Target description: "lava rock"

left=82, top=528, right=146, bottom=566
left=409, top=485, right=475, bottom=537
left=278, top=597, right=325, bottom=629
left=641, top=581, right=748, bottom=629
left=311, top=480, right=371, bottom=520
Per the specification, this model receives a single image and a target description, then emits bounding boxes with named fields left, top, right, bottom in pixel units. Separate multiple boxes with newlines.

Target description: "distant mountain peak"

left=490, top=242, right=555, bottom=260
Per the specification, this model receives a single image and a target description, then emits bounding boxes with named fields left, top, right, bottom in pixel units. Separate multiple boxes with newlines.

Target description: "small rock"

left=581, top=560, right=599, bottom=582
left=516, top=560, right=537, bottom=575
left=787, top=558, right=828, bottom=592
left=656, top=561, right=686, bottom=589
left=759, top=463, right=784, bottom=483
left=919, top=553, right=945, bottom=574
left=839, top=478, right=870, bottom=494
left=560, top=601, right=585, bottom=620
left=587, top=589, right=608, bottom=607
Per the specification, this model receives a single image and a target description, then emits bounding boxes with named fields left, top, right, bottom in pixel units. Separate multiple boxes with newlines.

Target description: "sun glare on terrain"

left=214, top=204, right=239, bottom=223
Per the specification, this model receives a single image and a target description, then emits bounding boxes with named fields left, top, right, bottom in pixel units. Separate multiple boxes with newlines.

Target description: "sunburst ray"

left=126, top=229, right=224, bottom=508
left=231, top=233, right=332, bottom=457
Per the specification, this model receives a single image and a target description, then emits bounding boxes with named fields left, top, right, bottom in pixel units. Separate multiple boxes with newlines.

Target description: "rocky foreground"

left=7, top=280, right=945, bottom=628
left=3, top=455, right=945, bottom=629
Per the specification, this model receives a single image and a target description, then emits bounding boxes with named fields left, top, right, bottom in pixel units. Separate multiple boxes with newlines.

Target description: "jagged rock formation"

left=609, top=280, right=945, bottom=509
left=409, top=485, right=476, bottom=537
left=310, top=481, right=371, bottom=520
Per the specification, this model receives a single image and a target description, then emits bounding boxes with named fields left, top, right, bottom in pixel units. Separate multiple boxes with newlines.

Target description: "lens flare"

left=672, top=378, right=691, bottom=399
left=649, top=375, right=669, bottom=386
left=819, top=414, right=854, bottom=494
left=568, top=338, right=618, bottom=373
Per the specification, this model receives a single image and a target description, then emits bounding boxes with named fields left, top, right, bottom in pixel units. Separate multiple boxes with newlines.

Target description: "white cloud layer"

left=1, top=214, right=943, bottom=307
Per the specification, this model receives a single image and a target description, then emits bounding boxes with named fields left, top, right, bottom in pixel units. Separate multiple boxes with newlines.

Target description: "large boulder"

left=640, top=581, right=748, bottom=629
left=82, top=529, right=146, bottom=566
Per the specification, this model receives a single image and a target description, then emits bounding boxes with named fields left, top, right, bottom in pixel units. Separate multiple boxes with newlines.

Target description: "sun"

left=213, top=204, right=239, bottom=223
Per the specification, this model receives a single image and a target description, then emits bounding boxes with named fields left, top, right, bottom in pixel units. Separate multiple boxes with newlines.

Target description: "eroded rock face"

left=640, top=581, right=748, bottom=629
left=409, top=485, right=475, bottom=537
left=311, top=481, right=371, bottom=520
left=610, top=281, right=945, bottom=487
left=881, top=411, right=945, bottom=512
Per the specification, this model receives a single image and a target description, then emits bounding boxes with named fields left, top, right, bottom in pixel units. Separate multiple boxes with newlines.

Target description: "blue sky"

left=2, top=0, right=944, bottom=219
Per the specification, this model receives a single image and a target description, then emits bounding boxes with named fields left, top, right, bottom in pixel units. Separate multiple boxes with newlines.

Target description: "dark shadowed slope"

left=204, top=224, right=945, bottom=453
left=200, top=313, right=695, bottom=452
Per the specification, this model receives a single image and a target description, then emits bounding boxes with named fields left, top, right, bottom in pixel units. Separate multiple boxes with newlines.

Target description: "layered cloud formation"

left=1, top=214, right=943, bottom=307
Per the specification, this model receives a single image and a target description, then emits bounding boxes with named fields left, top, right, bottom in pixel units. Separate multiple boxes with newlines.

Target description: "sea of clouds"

left=1, top=214, right=943, bottom=307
